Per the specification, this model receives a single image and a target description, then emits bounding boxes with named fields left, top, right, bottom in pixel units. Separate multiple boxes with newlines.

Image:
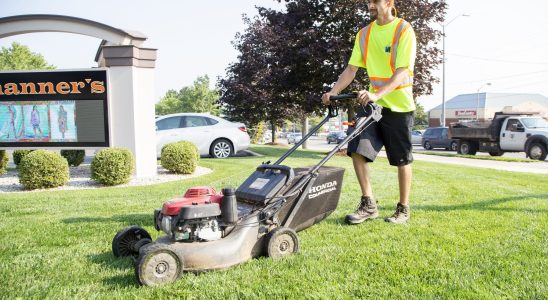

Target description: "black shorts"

left=347, top=106, right=414, bottom=166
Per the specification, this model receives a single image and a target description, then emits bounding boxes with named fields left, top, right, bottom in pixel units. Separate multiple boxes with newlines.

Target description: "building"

left=428, top=92, right=548, bottom=127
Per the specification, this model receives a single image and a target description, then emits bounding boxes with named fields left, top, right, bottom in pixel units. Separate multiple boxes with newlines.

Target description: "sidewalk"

left=380, top=151, right=548, bottom=174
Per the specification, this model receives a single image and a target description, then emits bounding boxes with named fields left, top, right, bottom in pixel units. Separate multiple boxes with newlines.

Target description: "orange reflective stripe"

left=390, top=20, right=409, bottom=72
left=370, top=76, right=413, bottom=91
left=369, top=77, right=390, bottom=82
left=359, top=25, right=372, bottom=67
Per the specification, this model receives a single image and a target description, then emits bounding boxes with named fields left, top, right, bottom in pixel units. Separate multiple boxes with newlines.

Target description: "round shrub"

left=0, top=150, right=8, bottom=175
left=161, top=142, right=197, bottom=174
left=161, top=141, right=200, bottom=161
left=13, top=150, right=34, bottom=166
left=176, top=141, right=200, bottom=162
left=18, top=150, right=69, bottom=190
left=61, top=150, right=85, bottom=167
left=91, top=148, right=134, bottom=186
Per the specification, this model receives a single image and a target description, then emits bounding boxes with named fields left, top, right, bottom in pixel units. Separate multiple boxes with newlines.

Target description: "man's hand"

left=322, top=91, right=338, bottom=106
left=357, top=90, right=380, bottom=105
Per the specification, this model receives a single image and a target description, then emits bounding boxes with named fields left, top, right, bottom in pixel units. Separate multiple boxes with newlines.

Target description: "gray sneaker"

left=345, top=196, right=378, bottom=225
left=384, top=203, right=410, bottom=224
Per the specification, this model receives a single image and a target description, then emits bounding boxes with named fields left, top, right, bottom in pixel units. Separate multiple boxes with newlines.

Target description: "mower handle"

left=329, top=92, right=358, bottom=101
left=256, top=164, right=295, bottom=182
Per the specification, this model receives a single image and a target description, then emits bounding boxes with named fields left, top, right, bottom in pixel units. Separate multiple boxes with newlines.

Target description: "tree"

left=218, top=16, right=297, bottom=143
left=156, top=75, right=220, bottom=116
left=0, top=42, right=55, bottom=70
left=219, top=0, right=447, bottom=130
left=414, top=102, right=428, bottom=129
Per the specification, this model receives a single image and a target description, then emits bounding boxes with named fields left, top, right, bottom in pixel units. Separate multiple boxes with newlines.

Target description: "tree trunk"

left=301, top=116, right=309, bottom=149
left=270, top=120, right=277, bottom=144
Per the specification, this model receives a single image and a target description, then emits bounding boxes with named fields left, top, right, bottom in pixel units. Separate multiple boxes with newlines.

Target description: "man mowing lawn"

left=322, top=0, right=416, bottom=224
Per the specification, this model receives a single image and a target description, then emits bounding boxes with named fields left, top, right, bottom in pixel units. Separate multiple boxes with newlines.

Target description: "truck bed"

left=449, top=118, right=505, bottom=141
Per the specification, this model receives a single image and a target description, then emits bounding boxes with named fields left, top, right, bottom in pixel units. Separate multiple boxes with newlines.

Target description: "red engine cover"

left=161, top=186, right=223, bottom=216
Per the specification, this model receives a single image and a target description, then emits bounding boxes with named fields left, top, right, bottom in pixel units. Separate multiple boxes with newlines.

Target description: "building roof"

left=429, top=93, right=548, bottom=111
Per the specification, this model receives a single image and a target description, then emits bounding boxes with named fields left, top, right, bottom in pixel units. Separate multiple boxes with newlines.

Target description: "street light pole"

left=441, top=14, right=470, bottom=127
left=442, top=23, right=446, bottom=127
left=476, top=82, right=492, bottom=121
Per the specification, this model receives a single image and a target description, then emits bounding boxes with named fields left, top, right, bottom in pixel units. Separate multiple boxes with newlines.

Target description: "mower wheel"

left=136, top=244, right=183, bottom=286
left=265, top=227, right=299, bottom=258
left=112, top=226, right=152, bottom=257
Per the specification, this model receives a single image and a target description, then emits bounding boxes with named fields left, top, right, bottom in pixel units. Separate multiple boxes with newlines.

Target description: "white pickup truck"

left=449, top=112, right=548, bottom=160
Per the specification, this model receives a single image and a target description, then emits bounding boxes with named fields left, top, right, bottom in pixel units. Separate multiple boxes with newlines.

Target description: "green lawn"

left=0, top=146, right=546, bottom=299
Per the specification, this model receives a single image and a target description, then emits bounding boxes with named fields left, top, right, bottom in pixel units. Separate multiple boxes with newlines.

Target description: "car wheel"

left=458, top=140, right=477, bottom=155
left=423, top=141, right=432, bottom=150
left=488, top=150, right=505, bottom=157
left=210, top=139, right=233, bottom=158
left=327, top=140, right=331, bottom=144
left=527, top=142, right=547, bottom=161
left=450, top=141, right=458, bottom=151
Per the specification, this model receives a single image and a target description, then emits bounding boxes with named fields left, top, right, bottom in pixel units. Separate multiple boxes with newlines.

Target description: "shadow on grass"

left=103, top=274, right=139, bottom=288
left=413, top=194, right=548, bottom=213
left=62, top=214, right=152, bottom=226
left=88, top=251, right=139, bottom=288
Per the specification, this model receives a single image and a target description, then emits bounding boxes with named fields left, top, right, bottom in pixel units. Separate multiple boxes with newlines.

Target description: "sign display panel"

left=0, top=69, right=109, bottom=147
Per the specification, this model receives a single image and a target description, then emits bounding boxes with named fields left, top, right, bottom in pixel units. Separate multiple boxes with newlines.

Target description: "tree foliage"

left=218, top=0, right=447, bottom=127
left=414, top=102, right=428, bottom=128
left=0, top=42, right=55, bottom=70
left=156, top=75, right=220, bottom=116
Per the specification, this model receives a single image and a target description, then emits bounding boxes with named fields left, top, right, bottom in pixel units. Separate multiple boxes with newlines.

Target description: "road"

left=273, top=136, right=548, bottom=174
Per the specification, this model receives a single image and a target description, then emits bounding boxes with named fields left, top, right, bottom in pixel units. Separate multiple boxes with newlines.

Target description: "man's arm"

left=321, top=65, right=359, bottom=105
left=357, top=67, right=409, bottom=104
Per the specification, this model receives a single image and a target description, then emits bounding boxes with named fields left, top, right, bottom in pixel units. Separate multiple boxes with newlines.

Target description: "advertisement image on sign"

left=0, top=69, right=109, bottom=147
left=0, top=101, right=77, bottom=142
left=49, top=102, right=77, bottom=141
left=0, top=104, right=22, bottom=140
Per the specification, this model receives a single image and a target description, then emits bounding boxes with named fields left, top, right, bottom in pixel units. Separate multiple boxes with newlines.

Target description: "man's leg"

left=398, top=164, right=412, bottom=205
left=384, top=164, right=412, bottom=224
left=346, top=152, right=378, bottom=224
left=351, top=152, right=372, bottom=197
left=381, top=109, right=414, bottom=224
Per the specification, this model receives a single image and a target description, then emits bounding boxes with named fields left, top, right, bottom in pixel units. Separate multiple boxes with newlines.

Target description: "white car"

left=287, top=133, right=302, bottom=144
left=155, top=113, right=250, bottom=158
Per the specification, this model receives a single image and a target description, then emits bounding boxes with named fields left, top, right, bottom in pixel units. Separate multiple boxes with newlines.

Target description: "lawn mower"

left=112, top=94, right=382, bottom=286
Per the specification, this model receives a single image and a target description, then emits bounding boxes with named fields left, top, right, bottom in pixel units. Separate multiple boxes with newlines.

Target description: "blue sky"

left=1, top=0, right=547, bottom=110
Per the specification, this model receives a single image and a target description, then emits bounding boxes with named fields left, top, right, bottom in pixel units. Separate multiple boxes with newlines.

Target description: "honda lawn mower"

left=112, top=94, right=382, bottom=286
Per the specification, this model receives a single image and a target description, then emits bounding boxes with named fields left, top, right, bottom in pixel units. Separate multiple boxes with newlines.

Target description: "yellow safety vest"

left=355, top=18, right=415, bottom=112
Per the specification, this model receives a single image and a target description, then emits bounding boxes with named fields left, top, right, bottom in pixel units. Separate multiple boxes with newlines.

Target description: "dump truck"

left=448, top=112, right=548, bottom=160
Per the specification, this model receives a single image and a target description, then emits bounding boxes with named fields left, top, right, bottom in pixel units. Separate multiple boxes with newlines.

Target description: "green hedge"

left=18, top=150, right=69, bottom=190
left=13, top=150, right=34, bottom=166
left=0, top=150, right=8, bottom=175
left=61, top=150, right=85, bottom=167
left=91, top=148, right=134, bottom=186
left=161, top=141, right=198, bottom=174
